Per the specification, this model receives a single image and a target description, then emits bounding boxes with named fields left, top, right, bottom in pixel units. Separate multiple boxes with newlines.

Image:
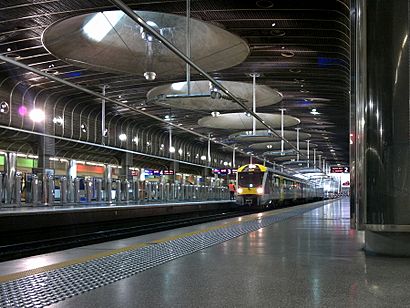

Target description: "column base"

left=365, top=231, right=410, bottom=257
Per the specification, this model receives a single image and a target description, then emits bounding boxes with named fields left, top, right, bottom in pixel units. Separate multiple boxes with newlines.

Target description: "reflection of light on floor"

left=238, top=217, right=242, bottom=221
left=23, top=256, right=52, bottom=269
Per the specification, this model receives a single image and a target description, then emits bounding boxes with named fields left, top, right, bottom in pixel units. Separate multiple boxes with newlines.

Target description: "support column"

left=250, top=73, right=259, bottom=135
left=120, top=152, right=133, bottom=181
left=37, top=116, right=55, bottom=204
left=355, top=0, right=410, bottom=255
left=207, top=134, right=211, bottom=166
left=171, top=161, right=179, bottom=183
left=37, top=138, right=55, bottom=174
left=101, top=85, right=108, bottom=144
left=104, top=164, right=112, bottom=201
left=4, top=152, right=17, bottom=203
left=279, top=109, right=285, bottom=155
left=37, top=114, right=55, bottom=176
left=67, top=160, right=77, bottom=180
left=232, top=145, right=236, bottom=168
left=313, top=148, right=316, bottom=168
left=295, top=127, right=300, bottom=161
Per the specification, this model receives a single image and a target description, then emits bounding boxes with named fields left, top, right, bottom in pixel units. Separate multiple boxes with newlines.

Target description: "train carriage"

left=236, top=163, right=322, bottom=209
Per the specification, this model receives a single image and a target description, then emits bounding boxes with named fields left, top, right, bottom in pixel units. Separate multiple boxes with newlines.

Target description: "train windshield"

left=238, top=172, right=263, bottom=187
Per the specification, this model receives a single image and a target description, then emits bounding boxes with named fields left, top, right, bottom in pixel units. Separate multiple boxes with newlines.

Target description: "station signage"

left=144, top=169, right=174, bottom=176
left=330, top=166, right=350, bottom=173
left=212, top=168, right=237, bottom=175
left=342, top=180, right=350, bottom=187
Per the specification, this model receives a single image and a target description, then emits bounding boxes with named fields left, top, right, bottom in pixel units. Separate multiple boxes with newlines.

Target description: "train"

left=235, top=163, right=324, bottom=209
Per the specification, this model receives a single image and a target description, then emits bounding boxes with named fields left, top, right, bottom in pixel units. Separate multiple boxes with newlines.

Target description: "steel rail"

left=110, top=0, right=306, bottom=159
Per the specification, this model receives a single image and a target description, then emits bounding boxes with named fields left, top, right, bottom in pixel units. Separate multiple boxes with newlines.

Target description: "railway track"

left=0, top=208, right=253, bottom=261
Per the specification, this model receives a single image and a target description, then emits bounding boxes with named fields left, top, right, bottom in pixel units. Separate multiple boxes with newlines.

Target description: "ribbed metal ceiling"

left=0, top=0, right=350, bottom=166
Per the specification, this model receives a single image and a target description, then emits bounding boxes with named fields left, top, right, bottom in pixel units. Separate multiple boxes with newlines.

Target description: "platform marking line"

left=0, top=201, right=331, bottom=308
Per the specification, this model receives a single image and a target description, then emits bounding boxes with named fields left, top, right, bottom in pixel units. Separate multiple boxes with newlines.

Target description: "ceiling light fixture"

left=0, top=101, right=9, bottom=114
left=310, top=108, right=320, bottom=115
left=52, top=116, right=64, bottom=126
left=80, top=123, right=87, bottom=133
left=18, top=105, right=27, bottom=116
left=119, top=133, right=127, bottom=141
left=144, top=71, right=156, bottom=81
left=29, top=108, right=45, bottom=122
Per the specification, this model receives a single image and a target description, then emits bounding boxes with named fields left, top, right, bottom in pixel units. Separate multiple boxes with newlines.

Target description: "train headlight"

left=256, top=187, right=264, bottom=194
left=237, top=188, right=243, bottom=194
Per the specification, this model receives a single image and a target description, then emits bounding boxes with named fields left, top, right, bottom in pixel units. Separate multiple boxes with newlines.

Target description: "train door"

left=272, top=175, right=279, bottom=200
left=279, top=176, right=285, bottom=202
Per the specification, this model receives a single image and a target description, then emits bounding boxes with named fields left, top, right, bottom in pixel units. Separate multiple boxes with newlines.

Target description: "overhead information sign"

left=212, top=168, right=237, bottom=175
left=330, top=166, right=350, bottom=173
left=144, top=169, right=174, bottom=176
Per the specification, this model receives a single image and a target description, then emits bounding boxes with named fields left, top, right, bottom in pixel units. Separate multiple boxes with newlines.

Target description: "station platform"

left=1, top=198, right=410, bottom=307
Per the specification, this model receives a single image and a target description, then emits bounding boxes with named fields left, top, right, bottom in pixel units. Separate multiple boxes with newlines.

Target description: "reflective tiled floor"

left=45, top=198, right=410, bottom=307
left=2, top=199, right=410, bottom=307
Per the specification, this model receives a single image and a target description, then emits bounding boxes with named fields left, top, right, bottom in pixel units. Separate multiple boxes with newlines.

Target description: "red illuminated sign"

left=330, top=166, right=349, bottom=173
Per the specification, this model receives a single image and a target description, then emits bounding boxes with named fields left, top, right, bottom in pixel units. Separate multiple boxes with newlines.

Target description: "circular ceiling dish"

left=229, top=130, right=311, bottom=142
left=198, top=113, right=300, bottom=130
left=249, top=141, right=317, bottom=151
left=147, top=80, right=282, bottom=111
left=42, top=11, right=250, bottom=76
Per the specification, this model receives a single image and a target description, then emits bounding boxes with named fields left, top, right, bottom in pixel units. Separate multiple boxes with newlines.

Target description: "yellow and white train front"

left=236, top=164, right=269, bottom=207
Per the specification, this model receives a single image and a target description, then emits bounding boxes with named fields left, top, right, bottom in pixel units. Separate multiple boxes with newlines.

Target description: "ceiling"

left=0, top=0, right=350, bottom=167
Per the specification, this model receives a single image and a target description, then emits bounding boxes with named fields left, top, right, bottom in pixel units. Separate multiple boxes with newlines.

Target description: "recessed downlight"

left=281, top=51, right=295, bottom=58
left=5, top=52, right=21, bottom=60
left=270, top=29, right=285, bottom=36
